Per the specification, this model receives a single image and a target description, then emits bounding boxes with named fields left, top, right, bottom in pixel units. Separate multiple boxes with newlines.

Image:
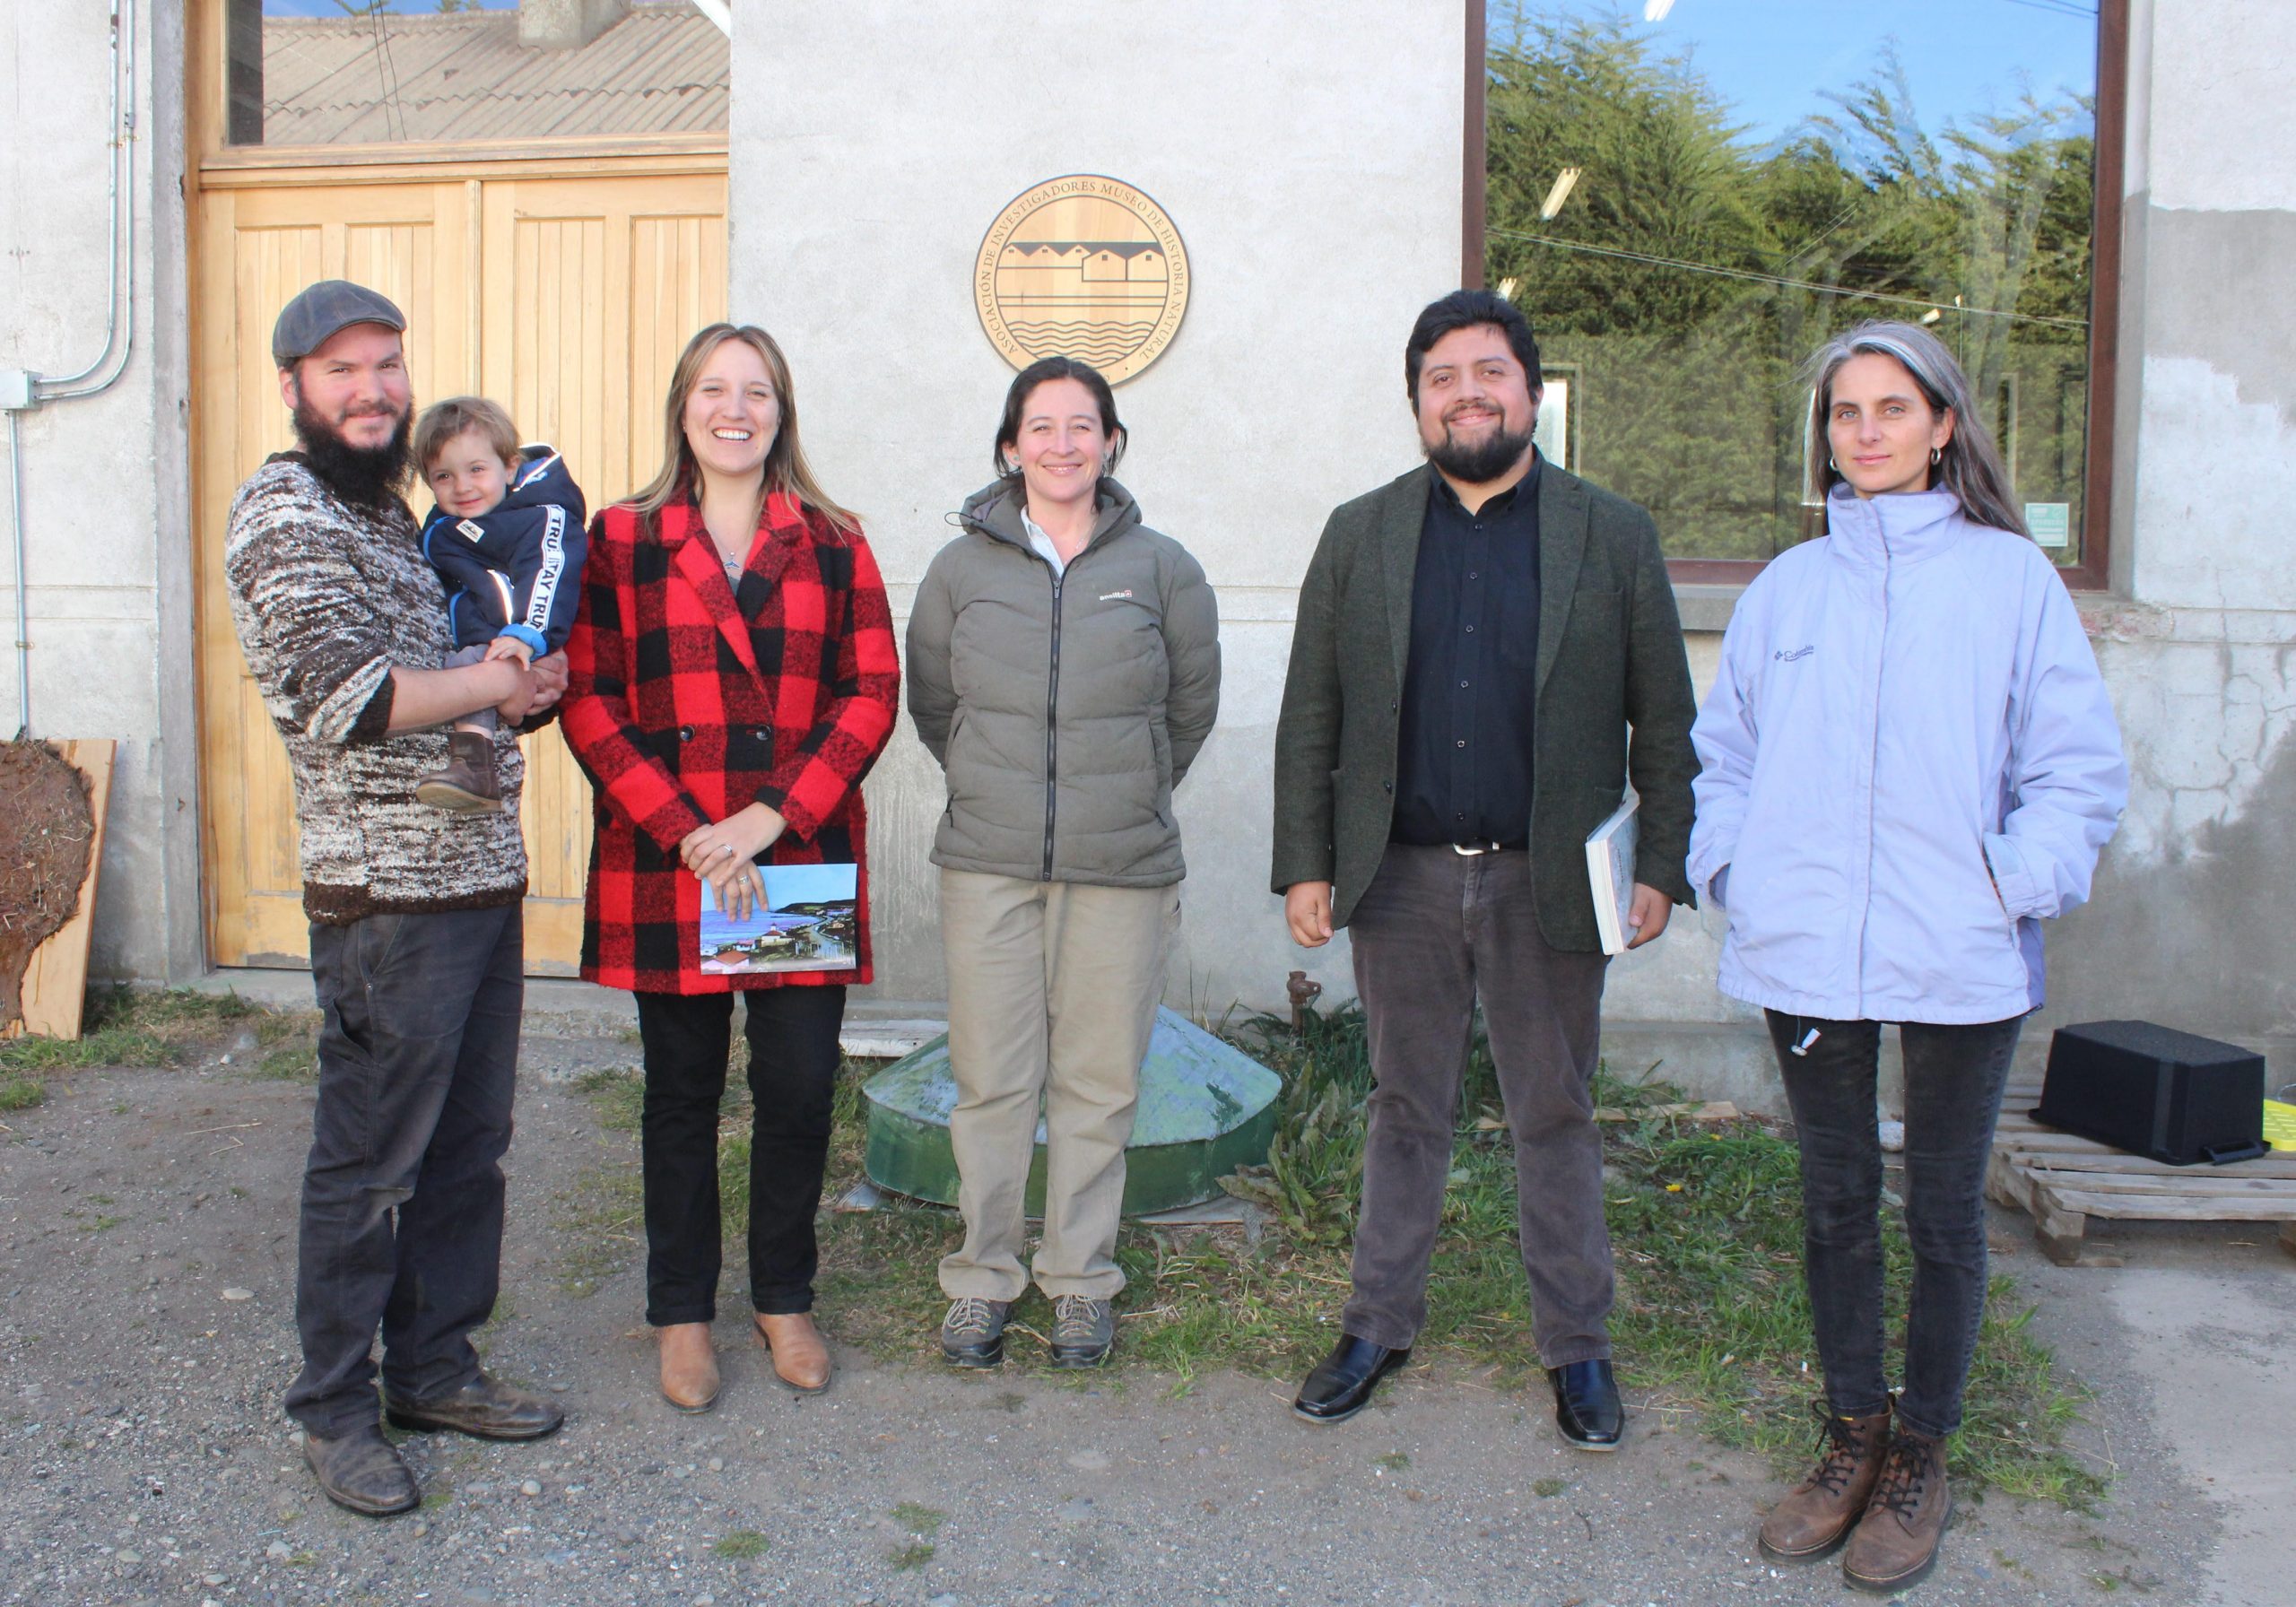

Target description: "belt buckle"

left=1451, top=841, right=1501, bottom=856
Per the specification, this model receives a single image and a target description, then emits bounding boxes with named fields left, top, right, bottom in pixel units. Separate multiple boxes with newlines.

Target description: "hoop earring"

left=1827, top=455, right=1838, bottom=472
left=1930, top=446, right=1943, bottom=466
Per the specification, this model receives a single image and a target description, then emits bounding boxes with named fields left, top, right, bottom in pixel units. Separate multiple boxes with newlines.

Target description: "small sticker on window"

left=2025, top=503, right=2071, bottom=549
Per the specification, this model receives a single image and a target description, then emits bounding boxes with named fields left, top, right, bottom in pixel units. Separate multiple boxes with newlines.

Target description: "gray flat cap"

left=272, top=280, right=406, bottom=369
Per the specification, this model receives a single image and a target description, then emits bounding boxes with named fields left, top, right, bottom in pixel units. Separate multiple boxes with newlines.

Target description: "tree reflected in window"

left=1487, top=4, right=2100, bottom=565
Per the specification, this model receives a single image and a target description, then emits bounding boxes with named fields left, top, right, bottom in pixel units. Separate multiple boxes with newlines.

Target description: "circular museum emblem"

left=973, top=175, right=1190, bottom=385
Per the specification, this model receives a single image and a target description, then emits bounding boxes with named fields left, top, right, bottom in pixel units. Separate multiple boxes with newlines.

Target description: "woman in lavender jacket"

left=1688, top=322, right=2126, bottom=1594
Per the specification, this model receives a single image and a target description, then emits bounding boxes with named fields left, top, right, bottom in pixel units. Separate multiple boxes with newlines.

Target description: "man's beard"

left=1424, top=415, right=1535, bottom=485
left=291, top=394, right=414, bottom=509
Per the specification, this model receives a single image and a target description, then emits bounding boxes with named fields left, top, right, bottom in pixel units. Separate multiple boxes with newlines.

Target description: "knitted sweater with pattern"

left=224, top=454, right=529, bottom=923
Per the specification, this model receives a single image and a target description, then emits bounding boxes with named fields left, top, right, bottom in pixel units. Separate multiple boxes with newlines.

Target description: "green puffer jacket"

left=905, top=477, right=1221, bottom=887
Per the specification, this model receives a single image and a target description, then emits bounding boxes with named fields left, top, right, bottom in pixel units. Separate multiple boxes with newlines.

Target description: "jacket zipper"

left=1855, top=526, right=1890, bottom=1018
left=1042, top=559, right=1065, bottom=881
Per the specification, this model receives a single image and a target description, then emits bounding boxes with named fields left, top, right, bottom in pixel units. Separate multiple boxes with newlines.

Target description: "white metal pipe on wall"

left=4, top=0, right=137, bottom=738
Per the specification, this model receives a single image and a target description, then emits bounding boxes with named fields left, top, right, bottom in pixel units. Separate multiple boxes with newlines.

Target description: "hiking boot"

left=1842, top=1423, right=1952, bottom=1593
left=415, top=731, right=502, bottom=813
left=940, top=1297, right=1010, bottom=1368
left=302, top=1422, right=419, bottom=1517
left=1048, top=1294, right=1115, bottom=1368
left=1759, top=1401, right=1892, bottom=1560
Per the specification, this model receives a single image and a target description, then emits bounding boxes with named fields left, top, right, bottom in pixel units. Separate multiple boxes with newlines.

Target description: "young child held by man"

left=411, top=396, right=588, bottom=812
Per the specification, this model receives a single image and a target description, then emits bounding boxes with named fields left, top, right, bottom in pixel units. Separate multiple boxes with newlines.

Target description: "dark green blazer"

left=1270, top=462, right=1699, bottom=952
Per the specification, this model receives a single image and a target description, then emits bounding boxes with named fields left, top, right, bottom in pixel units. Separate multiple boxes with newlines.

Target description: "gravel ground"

left=0, top=1027, right=2267, bottom=1607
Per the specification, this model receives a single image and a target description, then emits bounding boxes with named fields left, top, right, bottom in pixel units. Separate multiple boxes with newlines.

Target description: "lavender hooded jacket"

left=1688, top=485, right=2127, bottom=1025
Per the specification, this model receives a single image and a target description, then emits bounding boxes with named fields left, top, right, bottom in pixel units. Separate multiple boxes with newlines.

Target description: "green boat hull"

left=861, top=1007, right=1283, bottom=1215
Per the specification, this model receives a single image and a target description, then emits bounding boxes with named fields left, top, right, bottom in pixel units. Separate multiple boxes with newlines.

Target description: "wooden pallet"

left=1987, top=1084, right=2296, bottom=1266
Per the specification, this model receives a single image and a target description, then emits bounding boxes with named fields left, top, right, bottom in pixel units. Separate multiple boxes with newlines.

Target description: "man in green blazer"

left=1272, top=290, right=1698, bottom=1447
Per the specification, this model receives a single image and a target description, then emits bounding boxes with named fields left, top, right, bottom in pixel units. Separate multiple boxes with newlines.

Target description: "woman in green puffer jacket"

left=905, top=356, right=1221, bottom=1370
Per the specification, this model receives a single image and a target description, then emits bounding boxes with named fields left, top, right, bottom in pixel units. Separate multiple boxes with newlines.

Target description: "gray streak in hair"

left=1802, top=320, right=2029, bottom=539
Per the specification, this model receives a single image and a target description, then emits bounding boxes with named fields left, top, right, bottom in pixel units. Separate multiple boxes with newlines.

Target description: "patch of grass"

left=713, top=1530, right=769, bottom=1559
left=0, top=1076, right=45, bottom=1111
left=0, top=987, right=304, bottom=1075
left=891, top=1502, right=945, bottom=1535
left=571, top=1066, right=645, bottom=1132
left=799, top=1007, right=2101, bottom=1505
left=1533, top=1477, right=1566, bottom=1498
left=888, top=1541, right=935, bottom=1571
left=250, top=1010, right=323, bottom=1081
left=554, top=1067, right=683, bottom=1295
left=0, top=986, right=259, bottom=1071
left=1373, top=1451, right=1410, bottom=1472
left=550, top=1159, right=642, bottom=1299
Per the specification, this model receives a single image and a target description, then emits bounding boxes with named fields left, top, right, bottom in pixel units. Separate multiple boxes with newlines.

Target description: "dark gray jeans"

left=1766, top=1010, right=2024, bottom=1438
left=1344, top=845, right=1613, bottom=1365
left=287, top=903, right=523, bottom=1437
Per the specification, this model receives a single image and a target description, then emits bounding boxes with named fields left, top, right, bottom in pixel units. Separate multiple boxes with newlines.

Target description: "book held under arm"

left=699, top=862, right=859, bottom=974
left=1585, top=794, right=1639, bottom=956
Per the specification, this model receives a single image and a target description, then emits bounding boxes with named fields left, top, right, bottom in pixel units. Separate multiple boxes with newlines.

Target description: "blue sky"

left=1518, top=1, right=2097, bottom=145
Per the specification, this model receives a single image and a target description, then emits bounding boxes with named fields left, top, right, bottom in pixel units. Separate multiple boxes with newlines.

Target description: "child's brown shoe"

left=415, top=731, right=503, bottom=813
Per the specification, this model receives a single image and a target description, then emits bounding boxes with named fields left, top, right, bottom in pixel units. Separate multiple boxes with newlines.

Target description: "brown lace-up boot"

left=1758, top=1402, right=1892, bottom=1560
left=1842, top=1422, right=1952, bottom=1592
left=415, top=731, right=502, bottom=813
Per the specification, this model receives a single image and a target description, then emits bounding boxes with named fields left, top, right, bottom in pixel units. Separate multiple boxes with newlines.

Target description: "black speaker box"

left=2034, top=1020, right=2268, bottom=1167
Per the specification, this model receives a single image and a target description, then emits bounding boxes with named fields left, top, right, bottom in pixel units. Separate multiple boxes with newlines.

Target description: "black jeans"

left=288, top=904, right=523, bottom=1437
left=1344, top=846, right=1614, bottom=1365
left=1767, top=1009, right=2024, bottom=1438
left=634, top=986, right=846, bottom=1325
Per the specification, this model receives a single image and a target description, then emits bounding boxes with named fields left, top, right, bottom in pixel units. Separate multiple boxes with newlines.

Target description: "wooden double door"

left=194, top=165, right=727, bottom=970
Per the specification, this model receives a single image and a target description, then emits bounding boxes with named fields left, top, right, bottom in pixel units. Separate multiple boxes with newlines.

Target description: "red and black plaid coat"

left=561, top=491, right=899, bottom=994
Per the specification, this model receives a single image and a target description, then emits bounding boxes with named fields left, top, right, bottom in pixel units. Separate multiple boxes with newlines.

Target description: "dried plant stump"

left=0, top=739, right=114, bottom=1040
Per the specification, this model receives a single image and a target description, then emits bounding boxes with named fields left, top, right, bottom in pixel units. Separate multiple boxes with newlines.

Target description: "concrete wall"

left=729, top=1, right=2296, bottom=1116
left=731, top=2, right=1468, bottom=1022
left=8, top=0, right=2281, bottom=1119
left=2039, top=0, right=2296, bottom=1072
left=0, top=0, right=203, bottom=984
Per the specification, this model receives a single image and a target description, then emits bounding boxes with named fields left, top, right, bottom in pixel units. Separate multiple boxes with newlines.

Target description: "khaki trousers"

left=935, top=868, right=1177, bottom=1301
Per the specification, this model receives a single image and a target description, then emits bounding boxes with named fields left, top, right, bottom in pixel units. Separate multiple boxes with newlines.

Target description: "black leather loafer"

left=1548, top=1359, right=1624, bottom=1451
left=384, top=1372, right=565, bottom=1441
left=303, top=1423, right=419, bottom=1516
left=1292, top=1333, right=1412, bottom=1424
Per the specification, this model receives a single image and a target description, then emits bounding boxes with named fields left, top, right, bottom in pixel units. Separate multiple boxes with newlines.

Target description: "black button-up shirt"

left=1390, top=458, right=1542, bottom=847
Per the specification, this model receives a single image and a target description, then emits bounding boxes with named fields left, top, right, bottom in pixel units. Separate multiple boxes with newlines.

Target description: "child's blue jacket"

left=421, top=444, right=589, bottom=657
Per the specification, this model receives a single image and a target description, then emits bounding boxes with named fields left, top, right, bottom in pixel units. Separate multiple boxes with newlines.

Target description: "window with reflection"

left=1486, top=1, right=2105, bottom=567
left=226, top=0, right=728, bottom=149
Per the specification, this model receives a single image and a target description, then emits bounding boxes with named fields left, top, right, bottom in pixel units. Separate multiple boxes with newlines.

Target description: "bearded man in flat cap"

left=224, top=280, right=569, bottom=1516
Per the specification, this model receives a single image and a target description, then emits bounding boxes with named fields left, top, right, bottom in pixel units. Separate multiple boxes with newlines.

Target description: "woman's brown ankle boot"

left=1842, top=1423, right=1952, bottom=1592
left=1759, top=1402, right=1892, bottom=1560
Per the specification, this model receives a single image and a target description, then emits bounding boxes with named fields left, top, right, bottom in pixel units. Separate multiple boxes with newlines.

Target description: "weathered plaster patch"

left=2052, top=704, right=2296, bottom=1042
left=2140, top=205, right=2296, bottom=425
left=2130, top=354, right=2296, bottom=613
left=2095, top=638, right=2296, bottom=864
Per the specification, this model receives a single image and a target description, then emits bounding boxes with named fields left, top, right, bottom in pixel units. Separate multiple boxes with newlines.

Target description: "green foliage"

left=0, top=1076, right=45, bottom=1111
left=713, top=1530, right=769, bottom=1559
left=891, top=1502, right=945, bottom=1535
left=552, top=1016, right=2101, bottom=1505
left=1485, top=4, right=2097, bottom=560
left=1, top=986, right=262, bottom=1072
